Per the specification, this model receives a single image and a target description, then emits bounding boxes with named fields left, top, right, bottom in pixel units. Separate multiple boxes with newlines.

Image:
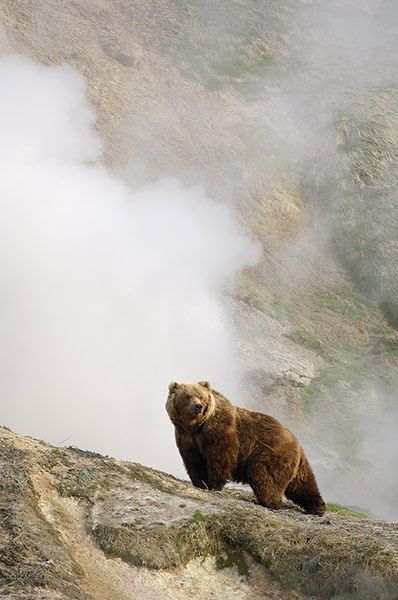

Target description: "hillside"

left=0, top=0, right=397, bottom=529
left=0, top=427, right=397, bottom=600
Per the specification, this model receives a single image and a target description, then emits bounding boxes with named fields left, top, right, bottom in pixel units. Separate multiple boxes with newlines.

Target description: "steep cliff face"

left=0, top=0, right=397, bottom=519
left=1, top=428, right=397, bottom=600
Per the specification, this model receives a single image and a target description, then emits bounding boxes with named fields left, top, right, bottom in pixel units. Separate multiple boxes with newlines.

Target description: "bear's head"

left=166, top=380, right=215, bottom=431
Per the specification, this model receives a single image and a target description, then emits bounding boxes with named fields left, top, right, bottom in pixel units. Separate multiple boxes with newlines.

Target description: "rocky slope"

left=1, top=428, right=397, bottom=600
left=0, top=0, right=397, bottom=524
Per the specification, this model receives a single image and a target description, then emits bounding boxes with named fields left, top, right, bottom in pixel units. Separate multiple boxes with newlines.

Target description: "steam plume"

left=0, top=55, right=260, bottom=472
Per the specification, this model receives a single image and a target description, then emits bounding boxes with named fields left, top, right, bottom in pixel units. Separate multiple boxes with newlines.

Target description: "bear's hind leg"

left=285, top=483, right=324, bottom=515
left=285, top=455, right=325, bottom=516
left=248, top=469, right=284, bottom=510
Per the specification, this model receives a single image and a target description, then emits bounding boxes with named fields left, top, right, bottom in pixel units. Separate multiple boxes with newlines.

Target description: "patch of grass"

left=192, top=509, right=206, bottom=523
left=372, top=336, right=398, bottom=358
left=218, top=510, right=398, bottom=599
left=58, top=468, right=98, bottom=498
left=94, top=522, right=182, bottom=569
left=348, top=289, right=376, bottom=310
left=211, top=41, right=272, bottom=79
left=272, top=298, right=293, bottom=321
left=380, top=299, right=398, bottom=330
left=233, top=271, right=268, bottom=312
left=94, top=511, right=220, bottom=569
left=42, top=447, right=65, bottom=470
left=326, top=503, right=368, bottom=519
left=300, top=354, right=368, bottom=413
left=316, top=291, right=366, bottom=321
left=66, top=446, right=107, bottom=459
left=327, top=340, right=358, bottom=359
left=204, top=35, right=274, bottom=92
left=289, top=329, right=322, bottom=352
left=382, top=341, right=398, bottom=357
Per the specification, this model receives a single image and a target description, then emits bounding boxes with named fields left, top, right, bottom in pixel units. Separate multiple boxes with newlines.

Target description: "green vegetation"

left=316, top=290, right=367, bottom=321
left=289, top=329, right=322, bottom=351
left=380, top=299, right=398, bottom=330
left=208, top=37, right=273, bottom=90
left=382, top=339, right=398, bottom=357
left=185, top=27, right=274, bottom=93
left=326, top=503, right=368, bottom=519
left=215, top=547, right=249, bottom=577
left=94, top=522, right=183, bottom=569
left=336, top=223, right=379, bottom=294
left=373, top=336, right=398, bottom=358
left=271, top=298, right=293, bottom=321
left=301, top=356, right=367, bottom=410
left=58, top=467, right=100, bottom=498
left=94, top=510, right=219, bottom=569
left=191, top=509, right=206, bottom=523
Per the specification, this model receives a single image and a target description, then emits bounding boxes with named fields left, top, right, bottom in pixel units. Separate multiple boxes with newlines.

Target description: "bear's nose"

left=194, top=403, right=203, bottom=414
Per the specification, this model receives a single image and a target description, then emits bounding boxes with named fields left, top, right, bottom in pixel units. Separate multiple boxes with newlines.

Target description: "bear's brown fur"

left=166, top=380, right=325, bottom=516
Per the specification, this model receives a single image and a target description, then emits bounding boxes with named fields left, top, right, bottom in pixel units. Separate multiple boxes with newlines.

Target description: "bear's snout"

left=194, top=403, right=203, bottom=414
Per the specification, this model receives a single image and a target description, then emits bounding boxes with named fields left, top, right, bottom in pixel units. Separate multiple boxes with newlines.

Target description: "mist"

left=245, top=0, right=398, bottom=520
left=0, top=55, right=260, bottom=473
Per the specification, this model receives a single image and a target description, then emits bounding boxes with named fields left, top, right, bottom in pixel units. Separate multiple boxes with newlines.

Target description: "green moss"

left=216, top=547, right=249, bottom=577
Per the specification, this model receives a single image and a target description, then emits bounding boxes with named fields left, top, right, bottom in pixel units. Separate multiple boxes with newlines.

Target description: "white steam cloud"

left=0, top=56, right=260, bottom=472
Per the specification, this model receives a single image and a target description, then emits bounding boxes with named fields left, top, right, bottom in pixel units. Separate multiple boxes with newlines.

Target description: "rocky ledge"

left=0, top=427, right=397, bottom=600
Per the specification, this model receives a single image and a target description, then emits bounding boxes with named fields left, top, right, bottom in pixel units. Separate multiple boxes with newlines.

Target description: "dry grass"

left=0, top=439, right=87, bottom=599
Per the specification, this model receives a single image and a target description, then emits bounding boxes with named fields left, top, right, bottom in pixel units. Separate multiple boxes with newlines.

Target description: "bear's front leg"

left=175, top=428, right=208, bottom=489
left=204, top=429, right=239, bottom=491
left=184, top=454, right=208, bottom=489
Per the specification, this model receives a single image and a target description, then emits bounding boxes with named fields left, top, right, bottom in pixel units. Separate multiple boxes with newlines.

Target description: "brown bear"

left=166, top=380, right=325, bottom=516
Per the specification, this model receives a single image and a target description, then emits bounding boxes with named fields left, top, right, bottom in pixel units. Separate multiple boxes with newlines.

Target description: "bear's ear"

left=199, top=380, right=211, bottom=391
left=168, top=381, right=179, bottom=392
